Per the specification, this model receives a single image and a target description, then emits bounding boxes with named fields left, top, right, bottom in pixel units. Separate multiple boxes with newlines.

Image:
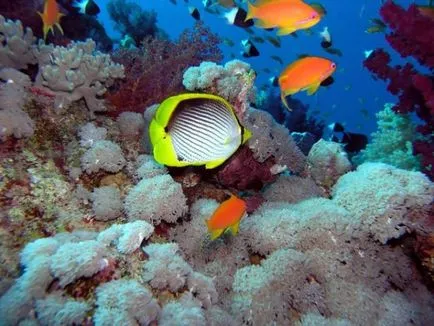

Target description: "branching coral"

left=0, top=15, right=37, bottom=69
left=106, top=22, right=222, bottom=115
left=0, top=68, right=34, bottom=141
left=35, top=39, right=125, bottom=116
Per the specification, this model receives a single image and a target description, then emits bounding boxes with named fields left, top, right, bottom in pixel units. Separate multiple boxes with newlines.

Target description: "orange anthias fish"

left=245, top=0, right=322, bottom=35
left=38, top=0, right=65, bottom=40
left=278, top=56, right=336, bottom=109
left=206, top=195, right=247, bottom=240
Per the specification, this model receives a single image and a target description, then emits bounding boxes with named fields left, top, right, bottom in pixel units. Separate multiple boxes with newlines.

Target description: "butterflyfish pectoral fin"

left=306, top=82, right=321, bottom=95
left=210, top=228, right=225, bottom=241
left=229, top=220, right=241, bottom=236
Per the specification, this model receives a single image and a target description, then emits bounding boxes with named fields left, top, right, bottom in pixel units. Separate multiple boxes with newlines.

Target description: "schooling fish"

left=149, top=93, right=252, bottom=169
left=241, top=39, right=260, bottom=57
left=245, top=0, right=322, bottom=35
left=38, top=0, right=65, bottom=40
left=206, top=194, right=247, bottom=240
left=189, top=6, right=201, bottom=20
left=278, top=56, right=336, bottom=109
left=72, top=0, right=100, bottom=16
left=225, top=7, right=254, bottom=28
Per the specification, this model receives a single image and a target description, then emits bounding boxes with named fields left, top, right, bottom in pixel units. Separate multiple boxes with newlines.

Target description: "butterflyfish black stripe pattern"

left=168, top=99, right=242, bottom=163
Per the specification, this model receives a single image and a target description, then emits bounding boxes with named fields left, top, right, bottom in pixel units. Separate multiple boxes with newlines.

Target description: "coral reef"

left=0, top=8, right=433, bottom=325
left=35, top=39, right=125, bottom=116
left=0, top=68, right=34, bottom=141
left=183, top=60, right=256, bottom=119
left=0, top=1, right=112, bottom=49
left=107, top=0, right=163, bottom=45
left=124, top=174, right=188, bottom=224
left=243, top=107, right=307, bottom=175
left=80, top=140, right=126, bottom=174
left=364, top=1, right=434, bottom=180
left=0, top=15, right=37, bottom=69
left=307, top=139, right=352, bottom=190
left=332, top=162, right=433, bottom=244
left=106, top=22, right=222, bottom=115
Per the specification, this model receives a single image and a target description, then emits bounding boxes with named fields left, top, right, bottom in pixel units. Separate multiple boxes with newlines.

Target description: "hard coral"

left=106, top=22, right=222, bottom=116
left=364, top=1, right=434, bottom=180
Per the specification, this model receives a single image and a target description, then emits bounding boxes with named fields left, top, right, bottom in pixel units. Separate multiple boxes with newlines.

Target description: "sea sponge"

left=93, top=279, right=160, bottom=326
left=243, top=108, right=307, bottom=175
left=50, top=240, right=108, bottom=287
left=307, top=139, right=352, bottom=189
left=81, top=140, right=126, bottom=174
left=124, top=174, right=188, bottom=224
left=142, top=243, right=193, bottom=292
left=241, top=198, right=355, bottom=255
left=136, top=154, right=168, bottom=179
left=35, top=293, right=91, bottom=326
left=90, top=186, right=123, bottom=221
left=332, top=162, right=434, bottom=243
left=117, top=111, right=145, bottom=138
left=263, top=175, right=325, bottom=203
left=97, top=220, right=154, bottom=254
left=77, top=122, right=107, bottom=148
left=160, top=294, right=206, bottom=326
left=231, top=249, right=314, bottom=325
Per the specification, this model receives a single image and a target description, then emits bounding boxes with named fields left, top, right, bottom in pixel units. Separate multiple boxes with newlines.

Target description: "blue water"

left=97, top=0, right=422, bottom=136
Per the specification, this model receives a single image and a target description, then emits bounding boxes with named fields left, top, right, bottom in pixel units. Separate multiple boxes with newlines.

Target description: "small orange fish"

left=278, top=56, right=336, bottom=109
left=245, top=0, right=322, bottom=35
left=38, top=0, right=65, bottom=40
left=206, top=195, right=246, bottom=240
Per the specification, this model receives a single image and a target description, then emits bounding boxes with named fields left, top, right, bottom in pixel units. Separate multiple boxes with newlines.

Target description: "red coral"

left=106, top=22, right=222, bottom=116
left=216, top=146, right=276, bottom=190
left=364, top=1, right=434, bottom=180
left=381, top=1, right=434, bottom=68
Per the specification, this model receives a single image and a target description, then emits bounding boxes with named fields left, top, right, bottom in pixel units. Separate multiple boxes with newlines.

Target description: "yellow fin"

left=254, top=19, right=275, bottom=29
left=210, top=228, right=225, bottom=241
left=245, top=1, right=256, bottom=21
left=281, top=92, right=291, bottom=111
left=55, top=23, right=64, bottom=35
left=306, top=82, right=321, bottom=95
left=277, top=26, right=297, bottom=35
left=229, top=220, right=241, bottom=236
left=242, top=128, right=252, bottom=144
